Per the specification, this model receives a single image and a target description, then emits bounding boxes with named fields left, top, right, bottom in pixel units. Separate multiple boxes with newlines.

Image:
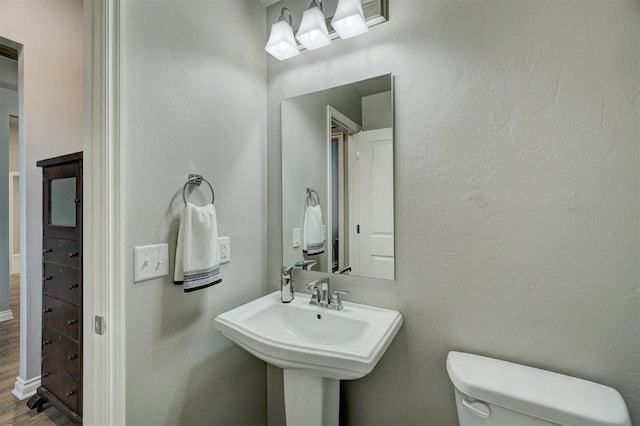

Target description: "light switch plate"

left=219, top=236, right=230, bottom=264
left=293, top=228, right=301, bottom=248
left=134, top=243, right=169, bottom=282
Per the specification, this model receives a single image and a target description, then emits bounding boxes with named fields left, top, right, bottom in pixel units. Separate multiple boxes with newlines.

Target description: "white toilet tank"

left=446, top=351, right=631, bottom=426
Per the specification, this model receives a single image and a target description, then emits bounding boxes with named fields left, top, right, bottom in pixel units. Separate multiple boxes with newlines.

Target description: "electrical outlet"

left=219, top=236, right=230, bottom=264
left=134, top=243, right=169, bottom=282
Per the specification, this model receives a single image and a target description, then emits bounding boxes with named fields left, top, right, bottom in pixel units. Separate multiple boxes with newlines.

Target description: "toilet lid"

left=446, top=351, right=630, bottom=426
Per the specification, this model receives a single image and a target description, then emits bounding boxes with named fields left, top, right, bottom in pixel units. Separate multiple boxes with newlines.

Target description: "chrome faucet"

left=281, top=266, right=294, bottom=303
left=306, top=277, right=349, bottom=310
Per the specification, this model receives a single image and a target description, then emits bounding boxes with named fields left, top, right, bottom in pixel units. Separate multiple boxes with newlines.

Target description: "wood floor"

left=0, top=274, right=72, bottom=425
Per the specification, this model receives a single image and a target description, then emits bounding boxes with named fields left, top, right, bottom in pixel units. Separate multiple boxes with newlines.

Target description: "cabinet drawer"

left=43, top=263, right=80, bottom=305
left=42, top=327, right=81, bottom=377
left=42, top=358, right=79, bottom=414
left=43, top=239, right=80, bottom=268
left=42, top=295, right=80, bottom=340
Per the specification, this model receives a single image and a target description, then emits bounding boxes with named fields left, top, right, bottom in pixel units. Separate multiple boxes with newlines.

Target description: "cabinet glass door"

left=50, top=177, right=76, bottom=227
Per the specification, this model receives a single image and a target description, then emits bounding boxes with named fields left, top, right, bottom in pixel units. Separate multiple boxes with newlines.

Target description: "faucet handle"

left=306, top=282, right=318, bottom=291
left=329, top=290, right=349, bottom=310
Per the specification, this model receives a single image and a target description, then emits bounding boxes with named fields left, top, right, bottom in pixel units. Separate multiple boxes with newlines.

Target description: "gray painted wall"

left=121, top=1, right=268, bottom=424
left=362, top=91, right=391, bottom=131
left=282, top=97, right=332, bottom=272
left=9, top=116, right=17, bottom=171
left=267, top=1, right=639, bottom=425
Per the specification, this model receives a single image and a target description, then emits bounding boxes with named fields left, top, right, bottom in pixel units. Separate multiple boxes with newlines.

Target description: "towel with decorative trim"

left=303, top=204, right=325, bottom=255
left=174, top=203, right=222, bottom=292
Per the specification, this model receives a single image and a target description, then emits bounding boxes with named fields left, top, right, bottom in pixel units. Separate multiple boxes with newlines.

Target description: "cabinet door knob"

left=43, top=340, right=52, bottom=345
left=66, top=390, right=76, bottom=397
left=44, top=276, right=52, bottom=281
left=43, top=308, right=52, bottom=313
left=67, top=319, right=77, bottom=325
left=69, top=283, right=79, bottom=290
left=68, top=354, right=77, bottom=361
left=42, top=372, right=49, bottom=378
left=68, top=252, right=79, bottom=258
left=43, top=248, right=52, bottom=254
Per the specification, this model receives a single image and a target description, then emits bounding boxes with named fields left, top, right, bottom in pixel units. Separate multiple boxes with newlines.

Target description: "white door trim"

left=327, top=106, right=361, bottom=273
left=83, top=0, right=126, bottom=424
left=11, top=374, right=39, bottom=399
left=347, top=133, right=360, bottom=274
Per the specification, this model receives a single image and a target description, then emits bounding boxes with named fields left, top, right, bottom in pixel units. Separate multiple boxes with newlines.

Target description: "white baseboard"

left=0, top=309, right=14, bottom=322
left=11, top=253, right=20, bottom=274
left=12, top=375, right=41, bottom=400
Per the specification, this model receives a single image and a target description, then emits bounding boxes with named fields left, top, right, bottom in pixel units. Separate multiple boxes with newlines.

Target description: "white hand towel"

left=303, top=204, right=325, bottom=255
left=174, top=203, right=222, bottom=292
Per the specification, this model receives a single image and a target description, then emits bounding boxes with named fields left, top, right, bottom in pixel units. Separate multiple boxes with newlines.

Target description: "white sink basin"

left=214, top=291, right=403, bottom=380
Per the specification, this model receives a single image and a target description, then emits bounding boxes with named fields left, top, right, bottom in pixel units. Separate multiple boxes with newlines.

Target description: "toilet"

left=446, top=351, right=631, bottom=426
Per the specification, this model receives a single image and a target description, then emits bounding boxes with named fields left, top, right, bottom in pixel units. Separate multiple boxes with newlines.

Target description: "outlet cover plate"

left=293, top=228, right=301, bottom=248
left=219, top=236, right=230, bottom=264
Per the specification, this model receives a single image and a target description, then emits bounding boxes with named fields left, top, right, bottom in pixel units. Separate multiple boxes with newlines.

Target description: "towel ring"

left=183, top=174, right=215, bottom=206
left=306, top=188, right=320, bottom=207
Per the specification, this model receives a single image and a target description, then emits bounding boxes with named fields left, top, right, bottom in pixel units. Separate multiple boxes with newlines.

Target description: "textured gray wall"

left=267, top=1, right=639, bottom=425
left=121, top=1, right=267, bottom=424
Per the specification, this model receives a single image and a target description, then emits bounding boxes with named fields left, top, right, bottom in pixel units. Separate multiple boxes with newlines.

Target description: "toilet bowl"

left=446, top=351, right=631, bottom=426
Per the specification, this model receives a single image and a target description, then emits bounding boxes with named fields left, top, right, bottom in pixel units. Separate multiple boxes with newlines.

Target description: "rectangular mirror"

left=281, top=74, right=394, bottom=280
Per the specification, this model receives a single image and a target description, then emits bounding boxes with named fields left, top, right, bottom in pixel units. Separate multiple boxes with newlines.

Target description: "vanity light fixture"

left=264, top=0, right=388, bottom=61
left=331, top=0, right=368, bottom=39
left=295, top=0, right=332, bottom=51
left=265, top=7, right=300, bottom=61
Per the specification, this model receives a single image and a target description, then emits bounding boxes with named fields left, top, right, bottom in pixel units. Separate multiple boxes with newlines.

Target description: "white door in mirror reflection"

left=350, top=128, right=394, bottom=279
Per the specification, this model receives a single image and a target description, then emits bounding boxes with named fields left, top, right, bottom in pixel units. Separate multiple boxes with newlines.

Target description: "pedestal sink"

left=214, top=291, right=403, bottom=426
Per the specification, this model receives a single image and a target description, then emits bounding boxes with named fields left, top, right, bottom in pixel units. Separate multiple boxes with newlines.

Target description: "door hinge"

left=94, top=315, right=106, bottom=335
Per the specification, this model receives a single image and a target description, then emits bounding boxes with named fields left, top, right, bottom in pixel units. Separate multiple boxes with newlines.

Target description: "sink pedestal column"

left=283, top=369, right=339, bottom=426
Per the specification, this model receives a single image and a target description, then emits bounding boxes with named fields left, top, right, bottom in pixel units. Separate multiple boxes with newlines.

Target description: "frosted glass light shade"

left=296, top=6, right=331, bottom=51
left=265, top=20, right=299, bottom=61
left=331, top=0, right=368, bottom=39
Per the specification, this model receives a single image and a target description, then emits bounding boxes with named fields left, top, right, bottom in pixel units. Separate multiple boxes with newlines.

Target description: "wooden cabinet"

left=28, top=152, right=82, bottom=424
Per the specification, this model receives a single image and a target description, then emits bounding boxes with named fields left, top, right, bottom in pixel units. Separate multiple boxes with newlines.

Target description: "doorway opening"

left=0, top=39, right=67, bottom=424
left=1, top=43, right=19, bottom=323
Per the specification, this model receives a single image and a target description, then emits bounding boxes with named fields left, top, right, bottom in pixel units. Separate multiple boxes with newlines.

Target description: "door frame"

left=83, top=0, right=125, bottom=423
left=327, top=106, right=361, bottom=273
